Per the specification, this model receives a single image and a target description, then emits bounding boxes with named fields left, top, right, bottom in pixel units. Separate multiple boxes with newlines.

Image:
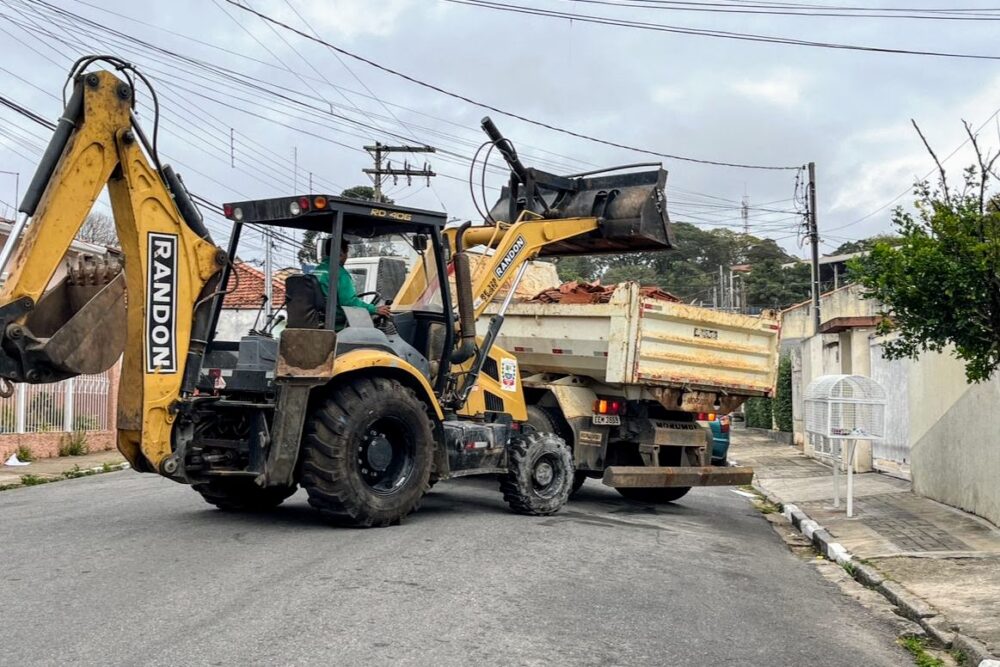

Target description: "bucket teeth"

left=66, top=255, right=122, bottom=287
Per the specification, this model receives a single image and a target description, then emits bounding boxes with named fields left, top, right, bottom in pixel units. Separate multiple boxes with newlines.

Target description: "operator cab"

left=199, top=195, right=455, bottom=396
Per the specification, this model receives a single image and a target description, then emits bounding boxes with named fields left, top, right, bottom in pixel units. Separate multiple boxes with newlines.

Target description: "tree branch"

left=912, top=119, right=951, bottom=205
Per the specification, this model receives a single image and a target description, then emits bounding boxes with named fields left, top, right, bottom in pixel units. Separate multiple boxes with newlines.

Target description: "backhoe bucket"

left=0, top=259, right=126, bottom=384
left=487, top=168, right=674, bottom=256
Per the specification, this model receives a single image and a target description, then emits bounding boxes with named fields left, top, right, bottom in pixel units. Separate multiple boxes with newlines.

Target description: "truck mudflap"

left=602, top=465, right=754, bottom=488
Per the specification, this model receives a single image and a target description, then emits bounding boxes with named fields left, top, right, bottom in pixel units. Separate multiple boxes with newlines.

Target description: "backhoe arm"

left=0, top=70, right=224, bottom=473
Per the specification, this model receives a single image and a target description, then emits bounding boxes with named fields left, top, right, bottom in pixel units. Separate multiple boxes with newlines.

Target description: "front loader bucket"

left=487, top=168, right=674, bottom=256
left=0, top=259, right=126, bottom=384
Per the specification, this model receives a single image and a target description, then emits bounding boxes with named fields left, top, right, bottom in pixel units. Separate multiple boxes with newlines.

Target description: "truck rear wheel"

left=525, top=405, right=586, bottom=496
left=299, top=377, right=434, bottom=527
left=616, top=487, right=691, bottom=503
left=193, top=479, right=297, bottom=511
left=500, top=432, right=574, bottom=515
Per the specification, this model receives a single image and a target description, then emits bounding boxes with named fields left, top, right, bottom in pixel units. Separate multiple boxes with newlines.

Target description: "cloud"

left=731, top=68, right=809, bottom=108
left=650, top=85, right=683, bottom=107
left=282, top=0, right=419, bottom=39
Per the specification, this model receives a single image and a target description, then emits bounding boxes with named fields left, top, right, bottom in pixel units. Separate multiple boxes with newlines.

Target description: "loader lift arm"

left=0, top=68, right=225, bottom=473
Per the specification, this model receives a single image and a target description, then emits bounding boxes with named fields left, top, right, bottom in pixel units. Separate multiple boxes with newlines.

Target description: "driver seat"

left=284, top=274, right=325, bottom=329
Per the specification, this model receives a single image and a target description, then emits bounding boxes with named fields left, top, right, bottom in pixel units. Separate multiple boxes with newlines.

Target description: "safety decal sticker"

left=500, top=357, right=518, bottom=392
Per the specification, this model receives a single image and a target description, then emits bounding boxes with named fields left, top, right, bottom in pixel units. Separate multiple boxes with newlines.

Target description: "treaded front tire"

left=525, top=405, right=586, bottom=497
left=616, top=486, right=691, bottom=503
left=299, top=377, right=434, bottom=527
left=500, top=432, right=573, bottom=516
left=193, top=479, right=297, bottom=511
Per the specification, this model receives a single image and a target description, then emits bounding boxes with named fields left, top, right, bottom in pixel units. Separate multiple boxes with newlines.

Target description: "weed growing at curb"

left=19, top=474, right=49, bottom=486
left=899, top=636, right=944, bottom=667
left=841, top=561, right=856, bottom=576
left=15, top=445, right=34, bottom=462
left=949, top=648, right=968, bottom=666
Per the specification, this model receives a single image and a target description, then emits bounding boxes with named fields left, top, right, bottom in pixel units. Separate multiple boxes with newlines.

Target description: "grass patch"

left=899, top=637, right=944, bottom=667
left=14, top=445, right=34, bottom=462
left=58, top=430, right=89, bottom=457
left=61, top=464, right=96, bottom=480
left=949, top=649, right=968, bottom=666
left=19, top=474, right=49, bottom=486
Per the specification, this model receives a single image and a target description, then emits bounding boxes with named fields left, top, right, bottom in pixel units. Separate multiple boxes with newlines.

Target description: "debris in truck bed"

left=527, top=280, right=680, bottom=304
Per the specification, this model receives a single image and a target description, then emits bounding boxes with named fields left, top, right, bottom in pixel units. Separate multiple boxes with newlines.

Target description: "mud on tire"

left=524, top=405, right=586, bottom=497
left=500, top=432, right=574, bottom=516
left=299, top=377, right=434, bottom=528
left=193, top=478, right=297, bottom=511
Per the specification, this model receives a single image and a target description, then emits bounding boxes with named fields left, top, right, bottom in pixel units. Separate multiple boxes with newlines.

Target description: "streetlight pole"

left=0, top=170, right=19, bottom=217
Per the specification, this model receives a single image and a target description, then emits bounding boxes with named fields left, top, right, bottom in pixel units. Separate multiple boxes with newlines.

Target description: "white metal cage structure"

left=804, top=374, right=886, bottom=441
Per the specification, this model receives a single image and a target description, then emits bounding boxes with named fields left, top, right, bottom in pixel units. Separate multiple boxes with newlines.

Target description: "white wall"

left=216, top=309, right=258, bottom=342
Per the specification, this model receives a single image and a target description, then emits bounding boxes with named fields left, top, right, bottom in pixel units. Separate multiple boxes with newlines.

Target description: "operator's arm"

left=337, top=269, right=377, bottom=314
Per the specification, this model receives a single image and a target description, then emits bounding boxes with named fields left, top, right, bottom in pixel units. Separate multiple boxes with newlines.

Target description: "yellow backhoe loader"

left=0, top=62, right=675, bottom=526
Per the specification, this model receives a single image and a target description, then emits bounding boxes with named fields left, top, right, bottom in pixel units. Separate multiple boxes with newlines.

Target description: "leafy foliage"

left=745, top=397, right=773, bottom=429
left=850, top=158, right=1000, bottom=382
left=773, top=355, right=793, bottom=432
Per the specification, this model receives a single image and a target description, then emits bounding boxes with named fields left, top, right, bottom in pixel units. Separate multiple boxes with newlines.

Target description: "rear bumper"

left=602, top=465, right=754, bottom=488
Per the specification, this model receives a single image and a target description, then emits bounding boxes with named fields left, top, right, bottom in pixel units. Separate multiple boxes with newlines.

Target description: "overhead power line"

left=222, top=0, right=801, bottom=171
left=445, top=0, right=1000, bottom=62
left=560, top=0, right=1000, bottom=21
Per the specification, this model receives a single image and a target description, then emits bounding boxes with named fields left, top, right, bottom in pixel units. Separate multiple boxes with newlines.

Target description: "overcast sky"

left=2, top=0, right=999, bottom=266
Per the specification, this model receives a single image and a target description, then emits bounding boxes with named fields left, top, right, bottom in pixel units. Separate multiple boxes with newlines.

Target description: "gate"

left=869, top=341, right=911, bottom=478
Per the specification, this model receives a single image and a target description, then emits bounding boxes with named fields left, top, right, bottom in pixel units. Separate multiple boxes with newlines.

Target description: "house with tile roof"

left=217, top=262, right=288, bottom=340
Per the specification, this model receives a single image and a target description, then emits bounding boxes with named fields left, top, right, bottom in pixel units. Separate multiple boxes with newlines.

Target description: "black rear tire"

left=500, top=432, right=574, bottom=515
left=299, top=377, right=434, bottom=527
left=525, top=405, right=587, bottom=497
left=193, top=478, right=297, bottom=511
left=616, top=486, right=691, bottom=503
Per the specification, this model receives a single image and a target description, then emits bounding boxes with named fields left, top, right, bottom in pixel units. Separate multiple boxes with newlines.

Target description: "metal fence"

left=0, top=369, right=112, bottom=434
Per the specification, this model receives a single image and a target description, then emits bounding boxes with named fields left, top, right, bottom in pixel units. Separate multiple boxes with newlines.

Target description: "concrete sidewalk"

left=0, top=450, right=127, bottom=487
left=731, top=429, right=1000, bottom=663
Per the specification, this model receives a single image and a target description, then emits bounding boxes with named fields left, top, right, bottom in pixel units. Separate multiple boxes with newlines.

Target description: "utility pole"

left=741, top=193, right=749, bottom=236
left=363, top=142, right=436, bottom=200
left=263, top=230, right=273, bottom=321
left=807, top=161, right=821, bottom=331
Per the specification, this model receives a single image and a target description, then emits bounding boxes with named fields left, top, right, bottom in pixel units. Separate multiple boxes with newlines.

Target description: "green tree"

left=773, top=355, right=793, bottom=432
left=849, top=122, right=1000, bottom=382
left=744, top=260, right=812, bottom=310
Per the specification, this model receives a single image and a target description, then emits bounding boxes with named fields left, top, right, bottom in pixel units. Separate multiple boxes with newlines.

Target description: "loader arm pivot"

left=0, top=70, right=224, bottom=473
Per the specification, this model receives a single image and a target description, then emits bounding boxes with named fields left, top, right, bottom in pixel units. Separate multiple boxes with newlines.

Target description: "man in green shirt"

left=313, top=237, right=391, bottom=329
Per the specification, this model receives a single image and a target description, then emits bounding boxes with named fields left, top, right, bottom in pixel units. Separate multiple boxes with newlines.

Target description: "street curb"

left=0, top=461, right=130, bottom=491
left=759, top=484, right=999, bottom=665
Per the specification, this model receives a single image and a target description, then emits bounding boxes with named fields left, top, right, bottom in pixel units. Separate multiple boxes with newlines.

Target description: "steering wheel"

left=356, top=291, right=382, bottom=306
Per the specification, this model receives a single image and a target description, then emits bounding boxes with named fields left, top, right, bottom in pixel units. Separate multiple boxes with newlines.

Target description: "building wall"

left=786, top=280, right=1000, bottom=525
left=216, top=309, right=259, bottom=342
left=906, top=349, right=1000, bottom=526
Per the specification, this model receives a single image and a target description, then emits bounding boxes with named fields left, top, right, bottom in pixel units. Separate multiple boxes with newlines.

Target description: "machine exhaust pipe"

left=450, top=222, right=477, bottom=364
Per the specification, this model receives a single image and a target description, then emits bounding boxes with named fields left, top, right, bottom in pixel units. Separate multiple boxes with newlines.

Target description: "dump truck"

left=481, top=282, right=781, bottom=502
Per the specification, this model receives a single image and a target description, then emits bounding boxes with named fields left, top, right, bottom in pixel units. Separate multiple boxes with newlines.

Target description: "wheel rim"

left=531, top=452, right=565, bottom=499
left=356, top=417, right=416, bottom=495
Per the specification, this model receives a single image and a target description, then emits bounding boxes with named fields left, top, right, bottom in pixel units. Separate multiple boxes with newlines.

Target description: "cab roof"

left=222, top=194, right=448, bottom=236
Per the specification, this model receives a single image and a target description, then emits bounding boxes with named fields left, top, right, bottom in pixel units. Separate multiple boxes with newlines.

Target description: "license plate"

left=592, top=414, right=621, bottom=426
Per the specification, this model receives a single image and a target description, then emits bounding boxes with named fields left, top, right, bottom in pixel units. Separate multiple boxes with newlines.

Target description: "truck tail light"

left=593, top=399, right=623, bottom=415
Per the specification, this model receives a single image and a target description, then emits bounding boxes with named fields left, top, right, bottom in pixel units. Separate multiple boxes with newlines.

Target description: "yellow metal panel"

left=109, top=134, right=221, bottom=469
left=333, top=348, right=444, bottom=420
left=0, top=72, right=128, bottom=306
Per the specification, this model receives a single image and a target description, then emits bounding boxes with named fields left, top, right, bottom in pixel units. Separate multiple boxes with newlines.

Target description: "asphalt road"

left=0, top=472, right=910, bottom=666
